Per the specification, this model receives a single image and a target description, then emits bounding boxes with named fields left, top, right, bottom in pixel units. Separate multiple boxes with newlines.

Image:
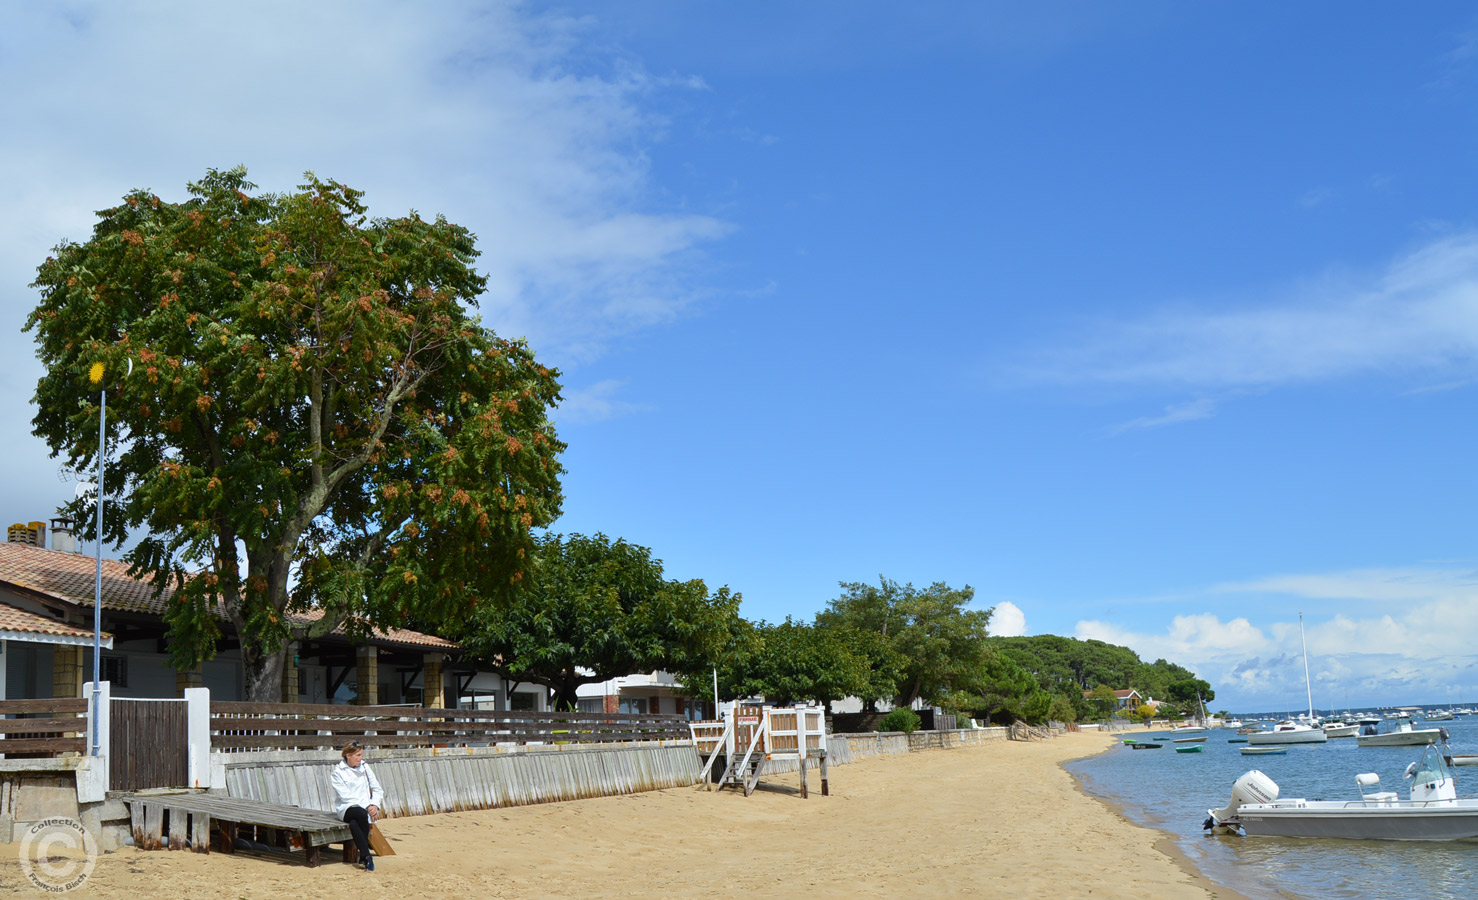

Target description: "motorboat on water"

left=1356, top=717, right=1444, bottom=747
left=1241, top=746, right=1288, bottom=756
left=1322, top=721, right=1359, bottom=738
left=1205, top=741, right=1478, bottom=841
left=1248, top=720, right=1329, bottom=745
left=1174, top=736, right=1208, bottom=744
left=1448, top=754, right=1478, bottom=767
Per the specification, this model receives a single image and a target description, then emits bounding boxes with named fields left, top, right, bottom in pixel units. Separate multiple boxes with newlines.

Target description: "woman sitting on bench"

left=331, top=740, right=384, bottom=871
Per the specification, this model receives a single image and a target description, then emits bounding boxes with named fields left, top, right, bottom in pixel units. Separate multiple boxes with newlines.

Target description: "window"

left=619, top=697, right=647, bottom=715
left=577, top=698, right=603, bottom=713
left=509, top=691, right=536, bottom=711
left=101, top=654, right=128, bottom=688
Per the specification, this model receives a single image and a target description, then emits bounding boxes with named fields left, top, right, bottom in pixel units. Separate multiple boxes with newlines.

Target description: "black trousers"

left=343, top=805, right=372, bottom=859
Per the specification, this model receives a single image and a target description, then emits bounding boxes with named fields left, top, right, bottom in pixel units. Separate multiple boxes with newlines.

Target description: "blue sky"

left=3, top=2, right=1477, bottom=712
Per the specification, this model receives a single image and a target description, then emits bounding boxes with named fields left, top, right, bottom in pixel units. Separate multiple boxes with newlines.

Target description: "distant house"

left=575, top=671, right=714, bottom=719
left=0, top=522, right=547, bottom=711
left=1083, top=688, right=1143, bottom=711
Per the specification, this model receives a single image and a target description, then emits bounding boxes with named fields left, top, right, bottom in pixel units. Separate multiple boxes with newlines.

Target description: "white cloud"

left=1015, top=232, right=1478, bottom=389
left=556, top=380, right=652, bottom=425
left=1073, top=566, right=1478, bottom=711
left=0, top=1, right=726, bottom=527
left=1107, top=397, right=1216, bottom=434
left=990, top=600, right=1026, bottom=637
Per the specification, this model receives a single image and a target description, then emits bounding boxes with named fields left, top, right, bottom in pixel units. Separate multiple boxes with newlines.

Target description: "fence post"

left=83, top=680, right=111, bottom=794
left=185, top=687, right=212, bottom=788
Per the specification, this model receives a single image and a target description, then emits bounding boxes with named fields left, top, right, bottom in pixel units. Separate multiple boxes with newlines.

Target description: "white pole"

left=91, top=388, right=105, bottom=757
left=1299, top=612, right=1315, bottom=722
left=712, top=666, right=719, bottom=721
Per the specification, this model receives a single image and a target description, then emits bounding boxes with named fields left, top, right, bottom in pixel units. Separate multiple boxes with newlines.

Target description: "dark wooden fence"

left=210, top=702, right=692, bottom=752
left=111, top=699, right=189, bottom=790
left=0, top=698, right=88, bottom=756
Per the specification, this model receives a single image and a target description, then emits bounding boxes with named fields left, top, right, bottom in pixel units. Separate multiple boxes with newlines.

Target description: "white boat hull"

left=1235, top=799, right=1478, bottom=841
left=1322, top=724, right=1358, bottom=738
left=1249, top=729, right=1328, bottom=745
left=1356, top=730, right=1442, bottom=747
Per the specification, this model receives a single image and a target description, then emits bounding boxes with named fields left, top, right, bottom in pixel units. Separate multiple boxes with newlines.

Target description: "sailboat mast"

left=1299, top=612, right=1315, bottom=721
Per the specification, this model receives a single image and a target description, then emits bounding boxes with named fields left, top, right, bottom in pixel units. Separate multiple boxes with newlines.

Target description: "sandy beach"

left=1, top=732, right=1244, bottom=900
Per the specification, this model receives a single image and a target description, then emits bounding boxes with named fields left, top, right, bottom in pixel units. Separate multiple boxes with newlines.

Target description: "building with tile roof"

left=0, top=533, right=542, bottom=710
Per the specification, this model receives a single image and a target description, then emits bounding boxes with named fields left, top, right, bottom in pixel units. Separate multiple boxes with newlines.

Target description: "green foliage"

left=878, top=708, right=921, bottom=734
left=1087, top=684, right=1119, bottom=718
left=716, top=618, right=876, bottom=708
left=990, top=635, right=1214, bottom=712
left=454, top=533, right=742, bottom=709
left=27, top=168, right=564, bottom=699
left=815, top=577, right=991, bottom=708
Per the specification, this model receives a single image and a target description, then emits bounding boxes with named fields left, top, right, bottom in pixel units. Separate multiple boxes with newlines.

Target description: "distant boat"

left=1174, top=736, right=1208, bottom=744
left=1446, top=754, right=1478, bottom=767
left=1249, top=720, right=1329, bottom=745
left=1356, top=717, right=1444, bottom=748
left=1176, top=745, right=1204, bottom=753
left=1248, top=614, right=1329, bottom=745
left=1227, top=738, right=1248, bottom=744
left=1241, top=746, right=1289, bottom=755
left=1130, top=741, right=1163, bottom=750
left=1323, top=721, right=1359, bottom=738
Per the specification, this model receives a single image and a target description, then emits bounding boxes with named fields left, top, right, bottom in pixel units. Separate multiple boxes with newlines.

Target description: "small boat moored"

left=1174, top=736, right=1208, bottom=744
left=1130, top=741, right=1163, bottom=750
left=1241, top=746, right=1289, bottom=756
left=1205, top=741, right=1478, bottom=841
left=1356, top=717, right=1445, bottom=748
left=1175, top=745, right=1204, bottom=753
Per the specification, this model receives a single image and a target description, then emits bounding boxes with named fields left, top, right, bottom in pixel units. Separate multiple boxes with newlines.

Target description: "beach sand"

left=0, top=732, right=1245, bottom=899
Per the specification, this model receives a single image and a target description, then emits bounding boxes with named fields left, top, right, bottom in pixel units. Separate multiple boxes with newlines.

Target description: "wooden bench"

left=119, top=792, right=356, bottom=867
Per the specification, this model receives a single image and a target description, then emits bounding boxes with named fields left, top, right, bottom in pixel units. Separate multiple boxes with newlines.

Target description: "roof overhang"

left=2, top=629, right=114, bottom=649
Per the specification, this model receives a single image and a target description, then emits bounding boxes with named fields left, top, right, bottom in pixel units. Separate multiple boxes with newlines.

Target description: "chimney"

left=50, top=517, right=76, bottom=553
left=7, top=520, right=47, bottom=547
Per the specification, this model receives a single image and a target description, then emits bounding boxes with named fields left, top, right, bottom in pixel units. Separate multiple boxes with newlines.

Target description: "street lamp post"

left=89, top=362, right=106, bottom=758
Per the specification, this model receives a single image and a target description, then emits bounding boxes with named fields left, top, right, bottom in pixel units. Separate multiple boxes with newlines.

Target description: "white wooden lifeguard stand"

left=689, top=702, right=829, bottom=798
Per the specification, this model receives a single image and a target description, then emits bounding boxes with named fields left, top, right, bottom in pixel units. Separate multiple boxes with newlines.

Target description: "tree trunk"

left=555, top=677, right=580, bottom=712
left=241, top=643, right=288, bottom=702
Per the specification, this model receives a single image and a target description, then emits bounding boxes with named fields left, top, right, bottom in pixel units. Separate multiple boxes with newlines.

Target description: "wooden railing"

left=0, top=698, right=89, bottom=756
left=209, top=702, right=691, bottom=752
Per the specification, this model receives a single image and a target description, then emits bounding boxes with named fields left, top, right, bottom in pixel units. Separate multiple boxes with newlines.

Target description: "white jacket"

left=330, top=759, right=385, bottom=819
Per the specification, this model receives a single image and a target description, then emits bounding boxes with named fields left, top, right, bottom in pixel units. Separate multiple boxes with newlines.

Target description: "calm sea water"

left=1066, top=713, right=1478, bottom=900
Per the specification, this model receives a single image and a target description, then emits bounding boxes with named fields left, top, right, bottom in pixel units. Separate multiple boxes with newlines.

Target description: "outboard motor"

left=1206, top=770, right=1279, bottom=834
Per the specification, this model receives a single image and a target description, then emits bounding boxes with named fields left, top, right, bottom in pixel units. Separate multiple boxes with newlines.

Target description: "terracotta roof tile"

left=0, top=541, right=172, bottom=614
left=0, top=600, right=108, bottom=641
left=0, top=541, right=456, bottom=652
left=289, top=608, right=458, bottom=650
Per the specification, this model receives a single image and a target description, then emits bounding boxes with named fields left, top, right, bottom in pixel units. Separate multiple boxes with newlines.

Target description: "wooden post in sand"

left=819, top=750, right=829, bottom=796
left=799, top=751, right=809, bottom=798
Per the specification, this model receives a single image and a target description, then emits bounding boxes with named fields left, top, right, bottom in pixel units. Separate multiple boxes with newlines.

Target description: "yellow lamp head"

left=88, top=362, right=105, bottom=385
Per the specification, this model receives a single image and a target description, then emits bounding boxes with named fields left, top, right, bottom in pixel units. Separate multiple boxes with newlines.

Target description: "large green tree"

left=453, top=533, right=742, bottom=710
left=724, top=619, right=875, bottom=710
left=816, top=577, right=993, bottom=709
left=28, top=168, right=564, bottom=700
